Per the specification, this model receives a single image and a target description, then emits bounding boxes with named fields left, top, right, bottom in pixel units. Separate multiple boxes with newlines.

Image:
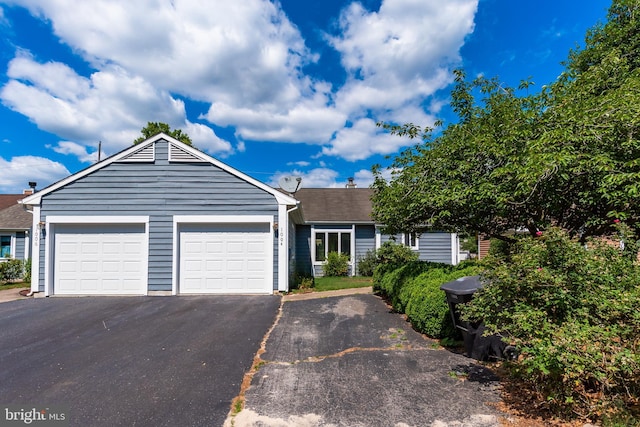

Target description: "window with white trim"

left=314, top=231, right=352, bottom=262
left=0, top=235, right=12, bottom=258
left=403, top=232, right=419, bottom=250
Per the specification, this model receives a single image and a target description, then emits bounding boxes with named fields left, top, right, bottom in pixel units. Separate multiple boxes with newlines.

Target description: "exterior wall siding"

left=294, top=225, right=312, bottom=276
left=354, top=225, right=375, bottom=275
left=417, top=233, right=454, bottom=264
left=15, top=231, right=26, bottom=260
left=380, top=231, right=454, bottom=264
left=36, top=140, right=279, bottom=293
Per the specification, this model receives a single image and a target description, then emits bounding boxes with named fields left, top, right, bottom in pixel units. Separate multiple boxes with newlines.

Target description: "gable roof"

left=21, top=133, right=298, bottom=206
left=0, top=195, right=31, bottom=230
left=294, top=188, right=374, bottom=223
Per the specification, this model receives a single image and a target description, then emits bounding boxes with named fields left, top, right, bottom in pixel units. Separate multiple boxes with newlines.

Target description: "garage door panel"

left=54, top=224, right=146, bottom=295
left=179, top=223, right=271, bottom=294
left=81, top=261, right=99, bottom=273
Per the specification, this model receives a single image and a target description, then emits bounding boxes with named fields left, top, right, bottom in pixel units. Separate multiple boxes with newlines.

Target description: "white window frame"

left=0, top=233, right=15, bottom=260
left=403, top=232, right=419, bottom=250
left=311, top=226, right=355, bottom=267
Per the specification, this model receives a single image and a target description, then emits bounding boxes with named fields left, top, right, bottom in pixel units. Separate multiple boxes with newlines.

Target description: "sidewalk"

left=0, top=287, right=30, bottom=303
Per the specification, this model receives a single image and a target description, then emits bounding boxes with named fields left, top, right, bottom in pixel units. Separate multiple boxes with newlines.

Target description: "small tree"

left=134, top=122, right=192, bottom=145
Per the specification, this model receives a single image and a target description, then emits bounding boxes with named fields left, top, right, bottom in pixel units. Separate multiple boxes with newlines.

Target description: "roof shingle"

left=294, top=188, right=374, bottom=223
left=0, top=195, right=31, bottom=230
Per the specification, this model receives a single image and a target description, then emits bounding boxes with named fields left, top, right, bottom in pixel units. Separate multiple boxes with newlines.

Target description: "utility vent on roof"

left=169, top=143, right=206, bottom=162
left=118, top=144, right=155, bottom=162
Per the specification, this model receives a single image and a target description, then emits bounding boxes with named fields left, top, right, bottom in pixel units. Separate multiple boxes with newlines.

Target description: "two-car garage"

left=47, top=217, right=273, bottom=296
left=23, top=136, right=298, bottom=297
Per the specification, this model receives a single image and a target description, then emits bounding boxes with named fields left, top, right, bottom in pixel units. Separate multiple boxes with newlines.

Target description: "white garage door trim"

left=44, top=216, right=149, bottom=296
left=172, top=215, right=274, bottom=295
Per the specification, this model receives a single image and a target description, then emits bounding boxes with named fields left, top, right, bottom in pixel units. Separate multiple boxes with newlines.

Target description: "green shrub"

left=356, top=250, right=377, bottom=276
left=404, top=266, right=480, bottom=339
left=323, top=252, right=349, bottom=277
left=0, top=259, right=25, bottom=283
left=375, top=260, right=431, bottom=309
left=376, top=241, right=418, bottom=267
left=292, top=272, right=315, bottom=290
left=463, top=227, right=640, bottom=422
left=374, top=258, right=480, bottom=340
left=23, top=258, right=31, bottom=283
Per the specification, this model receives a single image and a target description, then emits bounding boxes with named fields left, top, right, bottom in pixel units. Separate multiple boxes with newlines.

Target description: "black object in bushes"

left=440, top=275, right=517, bottom=361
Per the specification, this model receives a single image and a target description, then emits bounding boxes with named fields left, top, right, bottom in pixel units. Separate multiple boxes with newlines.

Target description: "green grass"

left=313, top=276, right=372, bottom=292
left=0, top=282, right=30, bottom=290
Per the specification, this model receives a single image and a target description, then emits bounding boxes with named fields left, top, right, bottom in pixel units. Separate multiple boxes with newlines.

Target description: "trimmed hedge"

left=374, top=260, right=480, bottom=339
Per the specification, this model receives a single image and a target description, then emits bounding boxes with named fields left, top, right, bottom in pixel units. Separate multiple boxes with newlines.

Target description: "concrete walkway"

left=0, top=287, right=30, bottom=303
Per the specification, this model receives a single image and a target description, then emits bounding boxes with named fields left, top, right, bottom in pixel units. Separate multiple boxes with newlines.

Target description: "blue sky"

left=0, top=0, right=610, bottom=193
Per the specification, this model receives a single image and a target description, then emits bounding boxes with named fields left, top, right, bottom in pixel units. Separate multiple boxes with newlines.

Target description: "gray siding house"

left=21, top=134, right=298, bottom=296
left=0, top=194, right=32, bottom=263
left=21, top=133, right=459, bottom=296
left=292, top=188, right=460, bottom=277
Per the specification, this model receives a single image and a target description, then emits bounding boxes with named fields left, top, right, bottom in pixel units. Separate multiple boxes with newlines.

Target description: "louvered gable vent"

left=169, top=143, right=206, bottom=162
left=118, top=144, right=155, bottom=162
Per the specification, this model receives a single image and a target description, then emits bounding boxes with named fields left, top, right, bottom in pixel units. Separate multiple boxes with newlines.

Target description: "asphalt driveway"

left=229, top=293, right=503, bottom=427
left=0, top=295, right=280, bottom=426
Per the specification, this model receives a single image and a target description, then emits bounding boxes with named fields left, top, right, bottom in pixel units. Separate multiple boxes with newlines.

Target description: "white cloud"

left=48, top=141, right=99, bottom=163
left=183, top=122, right=232, bottom=154
left=11, top=0, right=315, bottom=108
left=270, top=168, right=342, bottom=189
left=202, top=83, right=345, bottom=144
left=324, top=0, right=478, bottom=157
left=353, top=167, right=395, bottom=187
left=321, top=118, right=408, bottom=161
left=0, top=155, right=70, bottom=193
left=287, top=160, right=310, bottom=167
left=2, top=0, right=479, bottom=164
left=1, top=54, right=233, bottom=160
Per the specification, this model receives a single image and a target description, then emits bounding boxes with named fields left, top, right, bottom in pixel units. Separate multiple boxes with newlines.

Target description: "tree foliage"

left=133, top=122, right=193, bottom=146
left=462, top=227, right=640, bottom=421
left=372, top=0, right=640, bottom=240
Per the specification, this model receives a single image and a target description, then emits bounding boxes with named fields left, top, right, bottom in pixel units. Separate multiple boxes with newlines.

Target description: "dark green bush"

left=374, top=260, right=431, bottom=309
left=374, top=259, right=480, bottom=340
left=356, top=250, right=377, bottom=276
left=0, top=259, right=25, bottom=283
left=463, top=227, right=640, bottom=422
left=23, top=258, right=31, bottom=283
left=403, top=265, right=480, bottom=339
left=376, top=241, right=419, bottom=266
left=323, top=252, right=349, bottom=277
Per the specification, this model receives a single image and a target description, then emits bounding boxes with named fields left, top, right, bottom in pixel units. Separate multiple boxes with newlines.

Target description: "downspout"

left=286, top=202, right=301, bottom=288
left=20, top=203, right=37, bottom=297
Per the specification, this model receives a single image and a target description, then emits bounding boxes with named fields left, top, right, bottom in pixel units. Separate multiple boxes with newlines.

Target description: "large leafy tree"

left=373, top=0, right=640, bottom=240
left=133, top=122, right=192, bottom=146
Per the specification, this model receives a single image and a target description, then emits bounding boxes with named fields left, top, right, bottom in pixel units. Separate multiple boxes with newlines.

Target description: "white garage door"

left=179, top=223, right=272, bottom=294
left=54, top=224, right=147, bottom=295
